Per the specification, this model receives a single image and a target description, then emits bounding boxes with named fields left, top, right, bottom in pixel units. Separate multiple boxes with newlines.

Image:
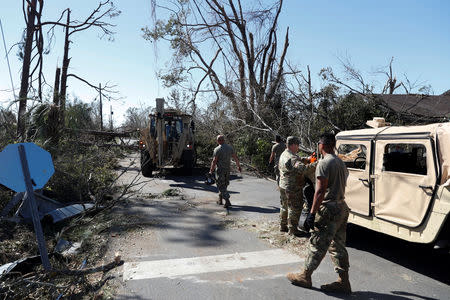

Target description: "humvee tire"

left=140, top=150, right=154, bottom=177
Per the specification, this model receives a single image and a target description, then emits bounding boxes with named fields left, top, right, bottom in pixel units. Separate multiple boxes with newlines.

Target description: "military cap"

left=286, top=136, right=300, bottom=145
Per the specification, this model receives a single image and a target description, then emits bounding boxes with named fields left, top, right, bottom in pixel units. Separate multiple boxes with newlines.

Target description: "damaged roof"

left=374, top=92, right=450, bottom=119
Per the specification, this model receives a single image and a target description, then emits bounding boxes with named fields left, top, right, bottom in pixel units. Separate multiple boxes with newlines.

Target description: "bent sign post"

left=0, top=143, right=54, bottom=271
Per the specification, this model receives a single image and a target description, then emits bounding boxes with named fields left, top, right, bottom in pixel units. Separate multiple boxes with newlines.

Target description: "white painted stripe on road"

left=123, top=249, right=303, bottom=281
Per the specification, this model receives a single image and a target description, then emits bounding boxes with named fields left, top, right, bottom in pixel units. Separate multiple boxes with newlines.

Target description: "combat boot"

left=288, top=228, right=309, bottom=238
left=320, top=271, right=352, bottom=294
left=287, top=269, right=313, bottom=288
left=217, top=195, right=223, bottom=205
left=223, top=199, right=232, bottom=208
left=280, top=225, right=288, bottom=232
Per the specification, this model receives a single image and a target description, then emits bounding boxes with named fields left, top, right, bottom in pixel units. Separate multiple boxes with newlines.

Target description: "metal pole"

left=18, top=145, right=51, bottom=271
left=0, top=19, right=17, bottom=101
left=99, top=83, right=103, bottom=131
left=110, top=104, right=113, bottom=131
left=156, top=98, right=165, bottom=167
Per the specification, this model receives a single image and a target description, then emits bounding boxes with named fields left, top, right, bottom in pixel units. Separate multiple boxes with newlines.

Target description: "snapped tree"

left=15, top=0, right=120, bottom=141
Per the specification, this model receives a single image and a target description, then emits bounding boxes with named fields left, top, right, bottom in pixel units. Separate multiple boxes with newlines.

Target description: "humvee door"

left=337, top=141, right=371, bottom=216
left=373, top=139, right=437, bottom=227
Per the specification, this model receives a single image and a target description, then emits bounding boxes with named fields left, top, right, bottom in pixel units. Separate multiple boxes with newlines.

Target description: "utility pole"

left=109, top=104, right=113, bottom=131
left=99, top=83, right=103, bottom=131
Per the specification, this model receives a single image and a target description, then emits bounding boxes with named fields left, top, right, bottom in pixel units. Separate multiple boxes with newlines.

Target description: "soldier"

left=268, top=135, right=286, bottom=186
left=287, top=133, right=352, bottom=294
left=209, top=135, right=242, bottom=208
left=278, top=136, right=317, bottom=237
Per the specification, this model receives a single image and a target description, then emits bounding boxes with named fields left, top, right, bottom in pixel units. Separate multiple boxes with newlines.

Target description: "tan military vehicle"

left=336, top=118, right=450, bottom=245
left=139, top=98, right=196, bottom=177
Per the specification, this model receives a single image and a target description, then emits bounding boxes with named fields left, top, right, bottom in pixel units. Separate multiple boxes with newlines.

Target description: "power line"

left=0, top=18, right=17, bottom=101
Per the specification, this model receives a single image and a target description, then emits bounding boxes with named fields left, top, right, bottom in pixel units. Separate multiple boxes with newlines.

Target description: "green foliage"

left=161, top=188, right=181, bottom=197
left=252, top=138, right=273, bottom=173
left=234, top=132, right=273, bottom=174
left=30, top=103, right=51, bottom=138
left=325, top=93, right=384, bottom=131
left=0, top=187, right=13, bottom=213
left=0, top=107, right=17, bottom=148
left=123, top=106, right=152, bottom=131
left=194, top=128, right=216, bottom=164
left=65, top=98, right=95, bottom=130
left=29, top=98, right=97, bottom=144
left=47, top=142, right=119, bottom=204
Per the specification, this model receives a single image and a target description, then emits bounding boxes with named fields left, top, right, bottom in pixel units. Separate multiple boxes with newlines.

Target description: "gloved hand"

left=309, top=151, right=317, bottom=163
left=303, top=212, right=316, bottom=232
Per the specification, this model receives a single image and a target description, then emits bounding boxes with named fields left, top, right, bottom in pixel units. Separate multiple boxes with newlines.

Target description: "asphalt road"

left=110, top=154, right=449, bottom=300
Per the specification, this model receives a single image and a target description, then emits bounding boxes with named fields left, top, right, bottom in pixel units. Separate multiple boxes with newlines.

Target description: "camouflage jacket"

left=278, top=149, right=317, bottom=192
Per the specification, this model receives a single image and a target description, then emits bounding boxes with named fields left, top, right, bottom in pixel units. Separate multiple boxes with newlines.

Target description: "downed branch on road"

left=63, top=128, right=138, bottom=138
left=0, top=143, right=149, bottom=298
left=68, top=140, right=139, bottom=150
left=0, top=256, right=123, bottom=299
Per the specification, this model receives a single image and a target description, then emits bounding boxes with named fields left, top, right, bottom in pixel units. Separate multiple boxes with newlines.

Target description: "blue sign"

left=0, top=143, right=54, bottom=192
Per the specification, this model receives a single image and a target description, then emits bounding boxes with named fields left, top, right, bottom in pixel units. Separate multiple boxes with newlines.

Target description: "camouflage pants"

left=305, top=201, right=350, bottom=274
left=279, top=188, right=303, bottom=230
left=274, top=166, right=280, bottom=186
left=216, top=169, right=230, bottom=200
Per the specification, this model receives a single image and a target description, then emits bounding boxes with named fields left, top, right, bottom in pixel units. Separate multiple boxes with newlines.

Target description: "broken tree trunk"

left=17, top=0, right=38, bottom=140
left=48, top=66, right=61, bottom=145
left=59, top=9, right=71, bottom=127
left=99, top=83, right=103, bottom=131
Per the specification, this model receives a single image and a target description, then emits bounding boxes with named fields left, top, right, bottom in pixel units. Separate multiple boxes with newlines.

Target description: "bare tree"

left=15, top=0, right=120, bottom=140
left=143, top=0, right=289, bottom=131
left=320, top=56, right=431, bottom=97
left=40, top=1, right=120, bottom=134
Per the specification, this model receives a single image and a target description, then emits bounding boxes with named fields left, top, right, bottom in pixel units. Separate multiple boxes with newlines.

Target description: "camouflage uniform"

left=278, top=149, right=317, bottom=231
left=271, top=142, right=286, bottom=186
left=213, top=143, right=235, bottom=201
left=305, top=154, right=350, bottom=274
left=305, top=201, right=350, bottom=273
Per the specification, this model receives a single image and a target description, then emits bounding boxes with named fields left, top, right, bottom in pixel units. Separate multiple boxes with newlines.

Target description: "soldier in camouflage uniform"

left=269, top=135, right=286, bottom=186
left=209, top=135, right=242, bottom=208
left=278, top=136, right=317, bottom=237
left=287, top=133, right=352, bottom=294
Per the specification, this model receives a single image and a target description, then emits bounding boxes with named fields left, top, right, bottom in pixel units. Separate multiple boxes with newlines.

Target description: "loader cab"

left=139, top=100, right=196, bottom=177
left=336, top=118, right=450, bottom=244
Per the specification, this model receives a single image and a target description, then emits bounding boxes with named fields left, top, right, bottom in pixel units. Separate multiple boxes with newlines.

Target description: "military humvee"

left=336, top=118, right=450, bottom=245
left=139, top=98, right=196, bottom=177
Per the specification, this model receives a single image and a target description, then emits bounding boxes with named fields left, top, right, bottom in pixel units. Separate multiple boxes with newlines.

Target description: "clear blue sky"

left=1, top=0, right=449, bottom=125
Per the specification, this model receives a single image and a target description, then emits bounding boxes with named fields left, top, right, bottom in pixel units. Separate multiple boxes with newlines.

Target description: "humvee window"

left=337, top=144, right=367, bottom=170
left=383, top=144, right=427, bottom=175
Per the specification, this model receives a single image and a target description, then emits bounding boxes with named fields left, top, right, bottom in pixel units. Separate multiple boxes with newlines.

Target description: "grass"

left=161, top=188, right=182, bottom=197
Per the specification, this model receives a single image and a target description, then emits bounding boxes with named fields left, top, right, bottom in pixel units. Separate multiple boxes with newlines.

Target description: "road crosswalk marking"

left=123, top=249, right=303, bottom=281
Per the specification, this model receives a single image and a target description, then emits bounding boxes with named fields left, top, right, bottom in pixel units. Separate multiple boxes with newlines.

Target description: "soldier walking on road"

left=209, top=135, right=242, bottom=208
left=269, top=135, right=286, bottom=186
left=287, top=133, right=352, bottom=294
left=278, top=136, right=317, bottom=237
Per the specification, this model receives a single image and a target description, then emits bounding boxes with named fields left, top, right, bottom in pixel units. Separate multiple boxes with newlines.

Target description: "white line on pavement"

left=123, top=249, right=303, bottom=281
